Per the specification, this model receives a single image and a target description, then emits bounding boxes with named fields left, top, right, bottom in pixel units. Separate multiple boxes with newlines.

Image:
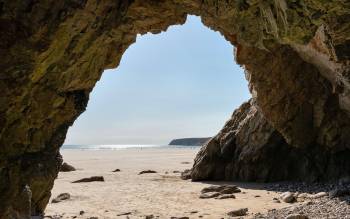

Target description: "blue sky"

left=64, top=16, right=251, bottom=145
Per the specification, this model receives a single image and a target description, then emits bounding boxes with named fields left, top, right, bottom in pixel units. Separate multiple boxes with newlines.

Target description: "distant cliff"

left=169, top=138, right=211, bottom=146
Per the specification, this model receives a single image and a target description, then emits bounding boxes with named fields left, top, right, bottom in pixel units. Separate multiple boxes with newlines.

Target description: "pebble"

left=227, top=208, right=248, bottom=217
left=138, top=170, right=157, bottom=175
left=280, top=192, right=295, bottom=203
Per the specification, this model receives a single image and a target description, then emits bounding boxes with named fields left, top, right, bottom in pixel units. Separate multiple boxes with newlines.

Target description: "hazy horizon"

left=63, top=15, right=251, bottom=145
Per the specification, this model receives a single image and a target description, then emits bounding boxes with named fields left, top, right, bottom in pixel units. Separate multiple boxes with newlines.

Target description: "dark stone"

left=72, top=176, right=104, bottom=183
left=51, top=193, right=70, bottom=203
left=138, top=170, right=157, bottom=175
left=180, top=169, right=192, bottom=180
left=60, top=162, right=75, bottom=172
left=227, top=208, right=248, bottom=217
left=201, top=185, right=240, bottom=194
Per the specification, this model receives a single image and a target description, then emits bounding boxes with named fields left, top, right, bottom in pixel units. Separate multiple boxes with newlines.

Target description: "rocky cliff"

left=169, top=138, right=211, bottom=146
left=0, top=0, right=350, bottom=218
left=192, top=99, right=350, bottom=182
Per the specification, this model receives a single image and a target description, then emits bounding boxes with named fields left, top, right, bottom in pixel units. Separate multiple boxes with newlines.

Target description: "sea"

left=61, top=144, right=200, bottom=150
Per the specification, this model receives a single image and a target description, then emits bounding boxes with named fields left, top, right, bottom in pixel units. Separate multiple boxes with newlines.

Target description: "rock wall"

left=192, top=99, right=350, bottom=182
left=0, top=0, right=349, bottom=218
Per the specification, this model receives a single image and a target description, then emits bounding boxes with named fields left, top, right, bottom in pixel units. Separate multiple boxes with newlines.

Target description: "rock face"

left=0, top=0, right=350, bottom=218
left=169, top=138, right=211, bottom=146
left=192, top=100, right=350, bottom=182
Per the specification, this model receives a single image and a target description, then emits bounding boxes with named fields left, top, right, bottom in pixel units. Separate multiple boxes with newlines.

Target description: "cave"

left=1, top=0, right=350, bottom=218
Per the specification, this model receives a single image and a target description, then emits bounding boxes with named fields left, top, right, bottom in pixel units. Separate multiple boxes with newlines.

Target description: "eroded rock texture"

left=192, top=99, right=350, bottom=182
left=0, top=0, right=349, bottom=218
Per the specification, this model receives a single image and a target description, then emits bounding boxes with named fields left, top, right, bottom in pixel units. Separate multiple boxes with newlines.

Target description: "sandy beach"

left=45, top=147, right=294, bottom=219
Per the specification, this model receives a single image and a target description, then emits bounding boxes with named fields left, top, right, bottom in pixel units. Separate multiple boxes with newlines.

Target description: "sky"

left=64, top=16, right=251, bottom=145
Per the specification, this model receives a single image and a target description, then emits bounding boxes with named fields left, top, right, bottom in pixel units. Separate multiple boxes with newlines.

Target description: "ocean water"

left=61, top=144, right=200, bottom=150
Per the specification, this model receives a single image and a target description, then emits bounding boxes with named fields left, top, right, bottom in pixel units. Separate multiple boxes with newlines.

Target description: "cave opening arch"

left=1, top=1, right=350, bottom=218
left=63, top=15, right=250, bottom=147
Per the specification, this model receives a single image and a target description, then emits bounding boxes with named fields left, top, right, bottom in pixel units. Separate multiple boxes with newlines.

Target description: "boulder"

left=60, top=162, right=76, bottom=172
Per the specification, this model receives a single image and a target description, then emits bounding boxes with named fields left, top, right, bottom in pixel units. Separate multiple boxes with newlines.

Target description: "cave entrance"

left=2, top=1, right=350, bottom=218
left=46, top=16, right=251, bottom=218
left=63, top=15, right=250, bottom=147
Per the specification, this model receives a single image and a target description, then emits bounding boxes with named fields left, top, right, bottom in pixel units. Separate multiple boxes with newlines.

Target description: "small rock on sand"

left=280, top=192, right=295, bottom=203
left=180, top=169, right=191, bottom=180
left=60, top=162, right=76, bottom=172
left=51, top=193, right=70, bottom=203
left=199, top=185, right=240, bottom=199
left=273, top=198, right=281, bottom=203
left=72, top=176, right=104, bottom=183
left=112, top=169, right=121, bottom=172
left=181, top=162, right=190, bottom=164
left=201, top=185, right=241, bottom=194
left=138, top=170, right=157, bottom=175
left=227, top=208, right=248, bottom=217
left=170, top=217, right=189, bottom=219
